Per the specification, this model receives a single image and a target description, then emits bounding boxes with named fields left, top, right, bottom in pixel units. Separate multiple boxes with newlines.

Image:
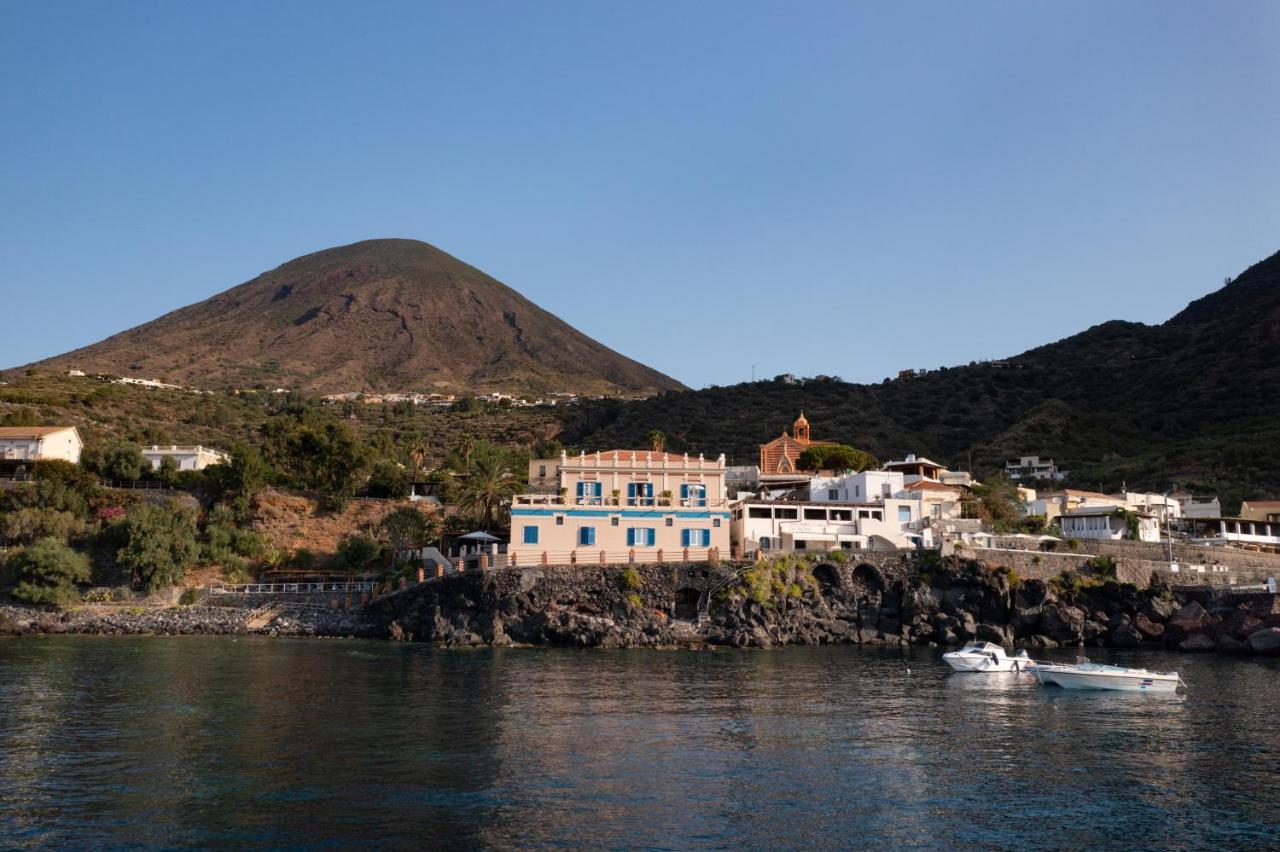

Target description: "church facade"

left=758, top=413, right=835, bottom=475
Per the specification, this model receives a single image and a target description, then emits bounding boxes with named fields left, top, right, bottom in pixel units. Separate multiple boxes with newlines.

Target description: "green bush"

left=116, top=502, right=199, bottom=594
left=6, top=538, right=91, bottom=606
left=365, top=459, right=410, bottom=499
left=621, top=567, right=642, bottom=590
left=337, top=535, right=382, bottom=570
left=178, top=587, right=200, bottom=606
left=626, top=592, right=642, bottom=608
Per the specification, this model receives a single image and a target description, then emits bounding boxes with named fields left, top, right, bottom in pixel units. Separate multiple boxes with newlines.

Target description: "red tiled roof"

left=0, top=426, right=78, bottom=438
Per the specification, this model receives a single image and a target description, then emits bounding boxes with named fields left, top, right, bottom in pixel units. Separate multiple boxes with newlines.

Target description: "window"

left=760, top=536, right=772, bottom=549
left=854, top=485, right=861, bottom=499
left=611, top=516, right=619, bottom=526
left=538, top=464, right=547, bottom=478
left=627, top=482, right=654, bottom=506
left=665, top=517, right=674, bottom=527
left=804, top=508, right=826, bottom=520
left=627, top=527, right=656, bottom=547
left=681, top=483, right=707, bottom=507
left=576, top=481, right=603, bottom=505
left=794, top=539, right=807, bottom=550
left=828, top=489, right=839, bottom=500
left=522, top=526, right=539, bottom=545
left=555, top=516, right=564, bottom=526
left=830, top=509, right=852, bottom=521
left=748, top=507, right=771, bottom=519
left=713, top=518, right=721, bottom=528
left=898, top=506, right=912, bottom=523
left=681, top=529, right=711, bottom=547
left=776, top=508, right=798, bottom=519
left=578, top=527, right=596, bottom=546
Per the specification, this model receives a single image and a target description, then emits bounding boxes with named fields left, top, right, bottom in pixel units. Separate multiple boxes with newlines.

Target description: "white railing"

left=209, top=581, right=379, bottom=594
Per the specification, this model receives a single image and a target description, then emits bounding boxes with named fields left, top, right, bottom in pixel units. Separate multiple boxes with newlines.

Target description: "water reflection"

left=0, top=639, right=1277, bottom=848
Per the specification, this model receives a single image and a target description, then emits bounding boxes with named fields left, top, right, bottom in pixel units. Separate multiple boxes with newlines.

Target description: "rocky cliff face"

left=361, top=557, right=1280, bottom=657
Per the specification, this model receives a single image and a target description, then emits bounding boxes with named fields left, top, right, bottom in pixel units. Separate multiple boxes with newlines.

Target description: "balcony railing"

left=512, top=494, right=729, bottom=509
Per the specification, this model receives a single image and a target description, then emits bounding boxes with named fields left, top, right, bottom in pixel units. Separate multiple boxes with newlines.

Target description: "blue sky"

left=3, top=1, right=1278, bottom=389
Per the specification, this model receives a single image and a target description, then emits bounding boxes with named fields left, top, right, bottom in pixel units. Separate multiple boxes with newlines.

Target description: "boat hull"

left=1047, top=670, right=1180, bottom=692
left=942, top=653, right=1030, bottom=673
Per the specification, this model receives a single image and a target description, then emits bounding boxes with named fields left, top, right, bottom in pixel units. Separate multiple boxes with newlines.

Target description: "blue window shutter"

left=647, top=529, right=656, bottom=546
left=681, top=529, right=690, bottom=547
left=680, top=484, right=688, bottom=501
left=626, top=528, right=635, bottom=547
left=702, top=530, right=710, bottom=546
left=523, top=526, right=538, bottom=545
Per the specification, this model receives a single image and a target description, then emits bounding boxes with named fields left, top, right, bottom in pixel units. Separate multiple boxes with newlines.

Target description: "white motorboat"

left=942, top=641, right=1034, bottom=673
left=1032, top=659, right=1184, bottom=693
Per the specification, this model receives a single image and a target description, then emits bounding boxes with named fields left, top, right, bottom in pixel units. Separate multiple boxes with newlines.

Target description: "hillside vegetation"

left=566, top=250, right=1280, bottom=512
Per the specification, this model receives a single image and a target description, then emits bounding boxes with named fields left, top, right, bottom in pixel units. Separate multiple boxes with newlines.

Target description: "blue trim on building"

left=512, top=508, right=730, bottom=520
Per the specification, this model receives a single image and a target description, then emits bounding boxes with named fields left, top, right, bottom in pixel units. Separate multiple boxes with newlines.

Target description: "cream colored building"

left=142, top=444, right=232, bottom=471
left=0, top=426, right=83, bottom=466
left=509, top=450, right=730, bottom=564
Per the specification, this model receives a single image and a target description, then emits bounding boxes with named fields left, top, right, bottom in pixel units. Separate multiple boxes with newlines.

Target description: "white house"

left=1004, top=455, right=1067, bottom=482
left=1171, top=491, right=1222, bottom=519
left=1119, top=491, right=1181, bottom=523
left=808, top=470, right=904, bottom=503
left=141, top=445, right=231, bottom=471
left=0, top=426, right=83, bottom=466
left=731, top=497, right=927, bottom=555
left=1057, top=507, right=1160, bottom=542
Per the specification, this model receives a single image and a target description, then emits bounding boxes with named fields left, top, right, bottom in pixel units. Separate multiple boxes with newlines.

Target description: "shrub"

left=626, top=592, right=642, bottom=608
left=621, top=567, right=642, bottom=590
left=7, top=538, right=91, bottom=606
left=365, top=459, right=410, bottom=500
left=178, top=587, right=199, bottom=606
left=337, top=535, right=382, bottom=570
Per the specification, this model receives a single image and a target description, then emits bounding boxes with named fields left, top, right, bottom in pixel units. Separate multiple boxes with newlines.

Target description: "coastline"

left=5, top=556, right=1278, bottom=660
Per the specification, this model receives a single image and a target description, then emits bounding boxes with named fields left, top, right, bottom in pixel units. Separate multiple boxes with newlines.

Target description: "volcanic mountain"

left=31, top=239, right=685, bottom=396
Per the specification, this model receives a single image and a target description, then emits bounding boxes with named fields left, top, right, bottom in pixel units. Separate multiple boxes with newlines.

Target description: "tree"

left=7, top=538, right=91, bottom=606
left=407, top=437, right=429, bottom=480
left=647, top=430, right=667, bottom=453
left=456, top=454, right=518, bottom=529
left=261, top=416, right=367, bottom=507
left=1, top=507, right=88, bottom=546
left=380, top=506, right=437, bottom=560
left=155, top=456, right=181, bottom=483
left=366, top=459, right=410, bottom=499
left=795, top=444, right=877, bottom=473
left=967, top=475, right=1026, bottom=533
left=81, top=439, right=146, bottom=481
left=116, top=502, right=199, bottom=593
left=456, top=435, right=477, bottom=471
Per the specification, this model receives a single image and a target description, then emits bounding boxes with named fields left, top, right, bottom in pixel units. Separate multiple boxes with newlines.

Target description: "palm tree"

left=456, top=454, right=518, bottom=530
left=407, top=437, right=429, bottom=480
left=456, top=435, right=477, bottom=472
left=647, top=430, right=667, bottom=453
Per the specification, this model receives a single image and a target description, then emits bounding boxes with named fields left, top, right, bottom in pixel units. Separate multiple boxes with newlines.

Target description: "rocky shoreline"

left=5, top=556, right=1280, bottom=658
left=364, top=557, right=1280, bottom=657
left=0, top=603, right=364, bottom=639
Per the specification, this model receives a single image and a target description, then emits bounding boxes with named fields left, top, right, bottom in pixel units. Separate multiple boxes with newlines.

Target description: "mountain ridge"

left=568, top=248, right=1280, bottom=509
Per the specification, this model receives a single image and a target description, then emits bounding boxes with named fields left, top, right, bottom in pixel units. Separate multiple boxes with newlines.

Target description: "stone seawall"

left=357, top=556, right=1280, bottom=656
left=968, top=546, right=1276, bottom=589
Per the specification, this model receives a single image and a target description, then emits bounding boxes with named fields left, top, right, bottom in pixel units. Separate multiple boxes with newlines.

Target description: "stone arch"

left=853, top=563, right=885, bottom=593
left=673, top=587, right=701, bottom=621
left=813, top=563, right=841, bottom=594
